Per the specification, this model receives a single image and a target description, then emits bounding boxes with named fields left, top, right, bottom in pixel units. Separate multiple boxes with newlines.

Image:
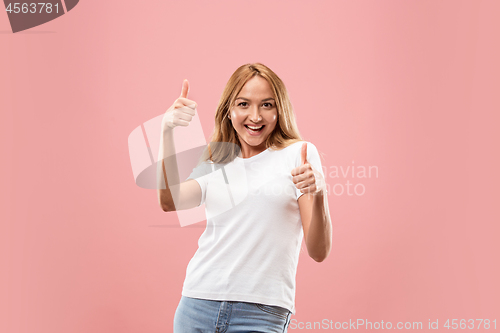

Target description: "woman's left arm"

left=297, top=192, right=332, bottom=262
left=292, top=143, right=332, bottom=262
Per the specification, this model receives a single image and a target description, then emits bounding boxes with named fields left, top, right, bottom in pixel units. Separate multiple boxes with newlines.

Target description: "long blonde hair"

left=201, top=63, right=303, bottom=164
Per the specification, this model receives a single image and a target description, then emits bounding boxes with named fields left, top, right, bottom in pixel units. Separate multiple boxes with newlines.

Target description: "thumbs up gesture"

left=291, top=143, right=326, bottom=195
left=162, top=79, right=198, bottom=131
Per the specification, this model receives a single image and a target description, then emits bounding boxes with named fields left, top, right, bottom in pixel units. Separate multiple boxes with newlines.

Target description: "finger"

left=291, top=166, right=302, bottom=177
left=180, top=79, right=189, bottom=98
left=176, top=97, right=196, bottom=108
left=292, top=171, right=313, bottom=184
left=301, top=143, right=308, bottom=165
left=174, top=119, right=190, bottom=127
left=174, top=99, right=197, bottom=111
left=177, top=105, right=196, bottom=116
left=291, top=163, right=311, bottom=176
left=295, top=177, right=315, bottom=190
left=301, top=184, right=317, bottom=194
left=176, top=112, right=193, bottom=122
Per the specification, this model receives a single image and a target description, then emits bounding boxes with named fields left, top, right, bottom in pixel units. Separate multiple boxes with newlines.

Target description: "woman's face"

left=229, top=75, right=278, bottom=157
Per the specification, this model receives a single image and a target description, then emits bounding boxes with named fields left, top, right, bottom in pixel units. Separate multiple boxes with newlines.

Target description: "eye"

left=263, top=102, right=274, bottom=108
left=237, top=102, right=248, bottom=107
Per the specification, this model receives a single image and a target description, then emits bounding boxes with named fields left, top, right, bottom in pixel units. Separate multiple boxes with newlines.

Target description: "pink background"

left=1, top=0, right=499, bottom=332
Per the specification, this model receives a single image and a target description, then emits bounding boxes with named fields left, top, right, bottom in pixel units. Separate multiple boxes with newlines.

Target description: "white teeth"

left=246, top=125, right=263, bottom=130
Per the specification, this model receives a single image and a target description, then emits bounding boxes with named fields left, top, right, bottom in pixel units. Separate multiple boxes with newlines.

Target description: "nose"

left=248, top=105, right=262, bottom=123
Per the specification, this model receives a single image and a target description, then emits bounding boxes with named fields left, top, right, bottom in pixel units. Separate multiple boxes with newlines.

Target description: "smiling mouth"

left=244, top=125, right=265, bottom=133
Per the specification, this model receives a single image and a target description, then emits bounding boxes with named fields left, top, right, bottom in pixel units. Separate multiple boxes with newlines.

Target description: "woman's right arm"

left=157, top=79, right=202, bottom=212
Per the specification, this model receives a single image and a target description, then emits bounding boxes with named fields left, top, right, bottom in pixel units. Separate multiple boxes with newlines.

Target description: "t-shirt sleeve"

left=294, top=142, right=325, bottom=200
left=185, top=161, right=213, bottom=207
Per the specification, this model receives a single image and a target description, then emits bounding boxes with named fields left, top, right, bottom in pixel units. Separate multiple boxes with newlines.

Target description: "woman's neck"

left=239, top=143, right=268, bottom=159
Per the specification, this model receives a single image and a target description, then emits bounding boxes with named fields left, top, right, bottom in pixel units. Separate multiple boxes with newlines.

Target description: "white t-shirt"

left=181, top=140, right=324, bottom=314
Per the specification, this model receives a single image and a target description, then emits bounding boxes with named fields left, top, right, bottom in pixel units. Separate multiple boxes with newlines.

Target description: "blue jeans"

left=173, top=296, right=292, bottom=333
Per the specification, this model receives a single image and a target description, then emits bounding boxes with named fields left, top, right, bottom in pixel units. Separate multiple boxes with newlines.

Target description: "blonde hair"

left=201, top=63, right=303, bottom=164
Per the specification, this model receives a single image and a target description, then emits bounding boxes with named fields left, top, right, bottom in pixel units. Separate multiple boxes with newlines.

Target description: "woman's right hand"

left=161, top=79, right=197, bottom=131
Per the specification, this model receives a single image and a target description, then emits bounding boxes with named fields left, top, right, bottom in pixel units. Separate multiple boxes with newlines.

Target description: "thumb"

left=301, top=142, right=308, bottom=165
left=180, top=79, right=189, bottom=98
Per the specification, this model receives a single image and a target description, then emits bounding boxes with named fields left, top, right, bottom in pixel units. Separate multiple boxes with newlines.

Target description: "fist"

left=162, top=79, right=198, bottom=130
left=291, top=143, right=326, bottom=195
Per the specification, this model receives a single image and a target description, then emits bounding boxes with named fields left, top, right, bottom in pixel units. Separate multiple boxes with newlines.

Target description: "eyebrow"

left=235, top=97, right=275, bottom=102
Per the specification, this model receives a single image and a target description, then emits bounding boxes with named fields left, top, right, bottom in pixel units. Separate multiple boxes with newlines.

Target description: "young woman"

left=157, top=63, right=332, bottom=333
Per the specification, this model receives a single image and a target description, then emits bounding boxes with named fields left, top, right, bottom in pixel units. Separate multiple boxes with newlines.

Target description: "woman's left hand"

left=291, top=143, right=326, bottom=195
